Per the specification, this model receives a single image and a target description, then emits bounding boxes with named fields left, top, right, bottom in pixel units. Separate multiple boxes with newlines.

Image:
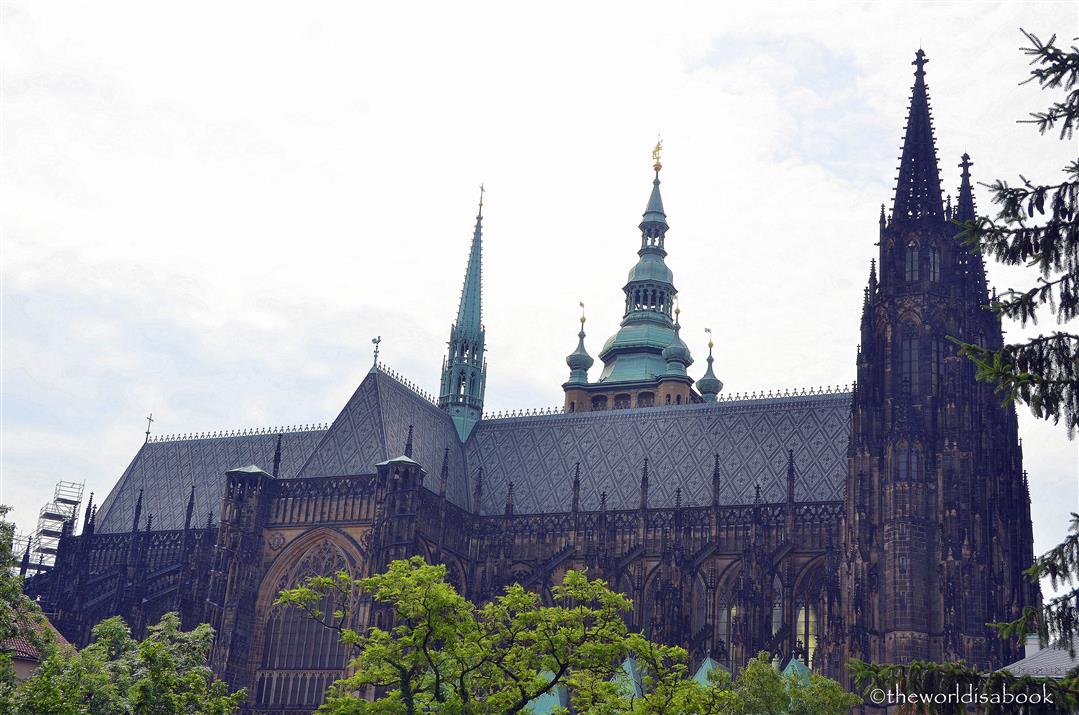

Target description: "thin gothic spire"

left=892, top=49, right=945, bottom=223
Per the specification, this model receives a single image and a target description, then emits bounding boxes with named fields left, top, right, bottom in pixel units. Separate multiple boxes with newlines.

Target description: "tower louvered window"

left=900, top=332, right=919, bottom=394
left=905, top=242, right=920, bottom=282
left=928, top=245, right=941, bottom=282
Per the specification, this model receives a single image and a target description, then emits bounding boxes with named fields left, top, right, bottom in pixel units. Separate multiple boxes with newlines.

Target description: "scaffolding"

left=29, top=480, right=85, bottom=572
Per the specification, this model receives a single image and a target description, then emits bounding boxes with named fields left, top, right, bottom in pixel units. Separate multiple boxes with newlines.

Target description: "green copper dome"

left=661, top=322, right=693, bottom=371
left=627, top=253, right=674, bottom=284
left=696, top=338, right=723, bottom=401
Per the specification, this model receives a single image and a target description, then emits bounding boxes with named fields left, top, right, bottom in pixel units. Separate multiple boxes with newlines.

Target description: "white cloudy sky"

left=2, top=1, right=1076, bottom=567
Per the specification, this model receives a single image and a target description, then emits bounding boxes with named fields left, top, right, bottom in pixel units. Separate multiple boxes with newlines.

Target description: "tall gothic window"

left=928, top=245, right=941, bottom=282
left=896, top=444, right=921, bottom=481
left=255, top=541, right=353, bottom=710
left=930, top=337, right=944, bottom=394
left=905, top=241, right=920, bottom=282
left=900, top=331, right=919, bottom=394
left=795, top=605, right=818, bottom=666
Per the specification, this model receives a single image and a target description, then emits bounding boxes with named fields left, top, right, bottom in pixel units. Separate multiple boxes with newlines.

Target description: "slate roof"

left=466, top=392, right=851, bottom=515
left=94, top=369, right=849, bottom=532
left=1002, top=646, right=1079, bottom=678
left=95, top=369, right=470, bottom=533
left=94, top=428, right=326, bottom=533
left=296, top=369, right=470, bottom=508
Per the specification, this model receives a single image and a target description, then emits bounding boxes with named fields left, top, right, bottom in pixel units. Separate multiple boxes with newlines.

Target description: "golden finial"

left=579, top=301, right=586, bottom=325
left=652, top=136, right=663, bottom=172
left=705, top=327, right=714, bottom=350
left=673, top=294, right=680, bottom=323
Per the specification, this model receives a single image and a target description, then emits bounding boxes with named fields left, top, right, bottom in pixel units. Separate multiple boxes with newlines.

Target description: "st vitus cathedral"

left=26, top=51, right=1038, bottom=713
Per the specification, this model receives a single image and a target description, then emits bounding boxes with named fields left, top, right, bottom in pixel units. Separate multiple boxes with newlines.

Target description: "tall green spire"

left=439, top=186, right=487, bottom=441
left=596, top=142, right=687, bottom=385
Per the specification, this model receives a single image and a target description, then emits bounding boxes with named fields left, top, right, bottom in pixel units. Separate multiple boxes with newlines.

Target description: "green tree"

left=10, top=612, right=244, bottom=715
left=0, top=506, right=50, bottom=710
left=275, top=556, right=860, bottom=714
left=953, top=29, right=1078, bottom=434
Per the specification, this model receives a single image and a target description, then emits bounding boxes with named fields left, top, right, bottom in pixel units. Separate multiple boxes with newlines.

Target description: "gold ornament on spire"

left=579, top=301, right=586, bottom=325
left=652, top=137, right=663, bottom=172
left=705, top=327, right=714, bottom=350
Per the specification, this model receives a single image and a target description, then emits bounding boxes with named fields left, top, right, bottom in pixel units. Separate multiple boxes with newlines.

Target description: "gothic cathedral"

left=26, top=51, right=1036, bottom=713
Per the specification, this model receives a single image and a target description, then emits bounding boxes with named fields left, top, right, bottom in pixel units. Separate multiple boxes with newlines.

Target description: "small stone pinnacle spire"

left=639, top=459, right=650, bottom=511
left=712, top=454, right=722, bottom=507
left=83, top=492, right=95, bottom=533
left=786, top=449, right=796, bottom=503
left=404, top=424, right=414, bottom=458
left=869, top=259, right=878, bottom=293
left=19, top=538, right=31, bottom=577
left=131, top=489, right=144, bottom=533
left=504, top=481, right=514, bottom=517
left=571, top=462, right=581, bottom=513
left=956, top=153, right=977, bottom=223
left=272, top=433, right=283, bottom=477
left=438, top=448, right=450, bottom=498
left=184, top=485, right=196, bottom=530
left=893, top=49, right=945, bottom=223
left=472, top=467, right=484, bottom=516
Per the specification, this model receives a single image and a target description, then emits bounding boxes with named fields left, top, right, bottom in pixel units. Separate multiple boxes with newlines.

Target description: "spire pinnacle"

left=640, top=141, right=668, bottom=243
left=696, top=328, right=723, bottom=401
left=893, top=49, right=944, bottom=223
left=439, top=187, right=488, bottom=440
left=956, top=153, right=977, bottom=223
left=565, top=302, right=594, bottom=383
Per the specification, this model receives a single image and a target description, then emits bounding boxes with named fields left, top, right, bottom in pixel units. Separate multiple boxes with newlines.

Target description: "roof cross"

left=372, top=336, right=381, bottom=365
left=144, top=413, right=154, bottom=442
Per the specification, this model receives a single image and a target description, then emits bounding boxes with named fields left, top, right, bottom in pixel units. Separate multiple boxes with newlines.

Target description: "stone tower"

left=839, top=50, right=1036, bottom=672
left=439, top=189, right=488, bottom=441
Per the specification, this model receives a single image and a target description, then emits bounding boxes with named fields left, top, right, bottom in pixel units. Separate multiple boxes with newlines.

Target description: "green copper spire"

left=439, top=186, right=487, bottom=441
left=696, top=329, right=723, bottom=402
left=565, top=304, right=594, bottom=384
left=596, top=144, right=687, bottom=385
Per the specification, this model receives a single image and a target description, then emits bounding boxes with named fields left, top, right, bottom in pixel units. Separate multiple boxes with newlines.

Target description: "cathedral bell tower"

left=439, top=188, right=488, bottom=441
left=839, top=50, right=1036, bottom=673
left=562, top=143, right=702, bottom=412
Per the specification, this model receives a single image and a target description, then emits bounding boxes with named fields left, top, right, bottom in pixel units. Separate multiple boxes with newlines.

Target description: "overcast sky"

left=3, top=2, right=1076, bottom=571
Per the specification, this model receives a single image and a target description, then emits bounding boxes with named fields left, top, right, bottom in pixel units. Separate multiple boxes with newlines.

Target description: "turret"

left=695, top=329, right=723, bottom=402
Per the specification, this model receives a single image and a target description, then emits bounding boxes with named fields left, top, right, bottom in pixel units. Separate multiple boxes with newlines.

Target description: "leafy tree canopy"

left=275, top=555, right=860, bottom=714
left=9, top=613, right=244, bottom=715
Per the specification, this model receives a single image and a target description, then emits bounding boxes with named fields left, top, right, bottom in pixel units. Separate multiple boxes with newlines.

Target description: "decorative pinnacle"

left=477, top=183, right=485, bottom=218
left=652, top=137, right=663, bottom=172
left=705, top=327, right=714, bottom=352
left=579, top=301, right=586, bottom=326
left=913, top=48, right=928, bottom=76
left=372, top=336, right=381, bottom=365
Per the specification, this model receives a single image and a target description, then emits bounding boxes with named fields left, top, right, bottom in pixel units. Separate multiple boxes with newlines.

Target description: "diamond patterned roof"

left=93, top=371, right=848, bottom=531
left=94, top=429, right=326, bottom=533
left=466, top=393, right=850, bottom=515
left=297, top=370, right=470, bottom=507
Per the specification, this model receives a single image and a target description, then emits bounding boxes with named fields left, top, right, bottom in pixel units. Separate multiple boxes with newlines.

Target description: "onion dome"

left=662, top=307, right=693, bottom=376
left=696, top=330, right=723, bottom=402
left=565, top=309, right=593, bottom=384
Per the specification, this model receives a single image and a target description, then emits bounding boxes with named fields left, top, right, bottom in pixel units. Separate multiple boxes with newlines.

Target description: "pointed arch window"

left=896, top=444, right=921, bottom=481
left=930, top=336, right=945, bottom=394
left=928, top=245, right=941, bottom=282
left=900, top=330, right=919, bottom=394
left=905, top=241, right=920, bottom=282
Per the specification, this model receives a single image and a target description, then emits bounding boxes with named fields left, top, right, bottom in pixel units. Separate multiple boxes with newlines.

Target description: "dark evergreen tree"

left=954, top=29, right=1078, bottom=435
